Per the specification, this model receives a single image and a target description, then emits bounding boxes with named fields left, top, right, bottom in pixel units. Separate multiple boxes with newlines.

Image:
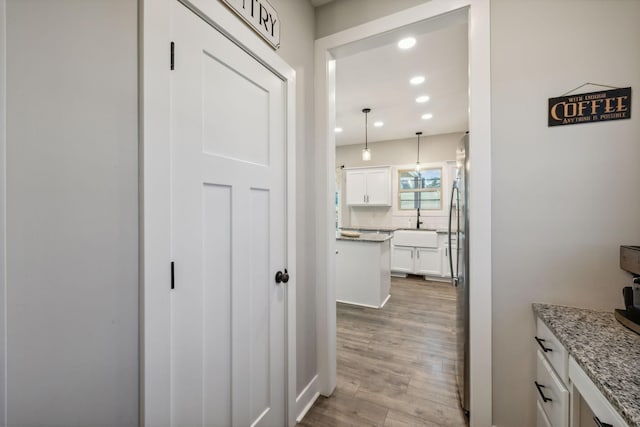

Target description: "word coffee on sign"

left=220, top=0, right=281, bottom=49
left=548, top=87, right=632, bottom=127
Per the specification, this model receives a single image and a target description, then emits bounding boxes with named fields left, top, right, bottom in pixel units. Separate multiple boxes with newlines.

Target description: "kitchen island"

left=336, top=233, right=391, bottom=308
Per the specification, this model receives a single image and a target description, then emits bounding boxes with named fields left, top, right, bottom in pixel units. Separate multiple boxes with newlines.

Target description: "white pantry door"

left=170, top=2, right=288, bottom=426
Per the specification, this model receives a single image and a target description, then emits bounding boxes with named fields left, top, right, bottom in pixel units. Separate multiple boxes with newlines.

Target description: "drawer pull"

left=534, top=381, right=553, bottom=402
left=535, top=336, right=553, bottom=352
left=593, top=416, right=612, bottom=427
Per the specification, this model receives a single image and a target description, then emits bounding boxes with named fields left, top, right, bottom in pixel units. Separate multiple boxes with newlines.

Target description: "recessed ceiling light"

left=421, top=113, right=433, bottom=120
left=334, top=127, right=343, bottom=133
left=416, top=95, right=430, bottom=103
left=373, top=121, right=384, bottom=127
left=410, top=76, right=425, bottom=85
left=397, top=37, right=416, bottom=50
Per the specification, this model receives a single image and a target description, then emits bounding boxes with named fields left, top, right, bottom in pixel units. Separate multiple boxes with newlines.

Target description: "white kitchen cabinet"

left=535, top=318, right=570, bottom=427
left=390, top=246, right=414, bottom=274
left=345, top=167, right=391, bottom=206
left=442, top=240, right=458, bottom=279
left=391, top=230, right=442, bottom=277
left=536, top=350, right=569, bottom=427
left=336, top=237, right=391, bottom=308
left=415, top=247, right=442, bottom=276
left=569, top=357, right=629, bottom=427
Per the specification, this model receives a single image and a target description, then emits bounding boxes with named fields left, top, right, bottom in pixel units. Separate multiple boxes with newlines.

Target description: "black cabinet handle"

left=535, top=336, right=553, bottom=352
left=593, top=416, right=612, bottom=427
left=534, top=381, right=553, bottom=402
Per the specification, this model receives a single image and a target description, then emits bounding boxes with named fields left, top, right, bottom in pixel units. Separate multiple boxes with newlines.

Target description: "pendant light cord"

left=365, top=110, right=369, bottom=150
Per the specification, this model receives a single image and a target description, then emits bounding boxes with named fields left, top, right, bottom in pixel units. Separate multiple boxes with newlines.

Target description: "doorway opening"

left=314, top=2, right=492, bottom=426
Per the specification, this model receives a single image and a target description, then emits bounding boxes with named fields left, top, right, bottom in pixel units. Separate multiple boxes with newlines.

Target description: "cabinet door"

left=442, top=243, right=458, bottom=278
left=415, top=247, right=442, bottom=276
left=391, top=246, right=414, bottom=273
left=345, top=170, right=367, bottom=205
left=366, top=168, right=391, bottom=205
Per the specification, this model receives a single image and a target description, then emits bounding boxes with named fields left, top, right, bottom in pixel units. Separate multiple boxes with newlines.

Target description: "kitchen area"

left=329, top=11, right=471, bottom=419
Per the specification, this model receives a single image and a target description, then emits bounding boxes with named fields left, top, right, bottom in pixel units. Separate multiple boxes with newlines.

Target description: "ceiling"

left=334, top=17, right=468, bottom=146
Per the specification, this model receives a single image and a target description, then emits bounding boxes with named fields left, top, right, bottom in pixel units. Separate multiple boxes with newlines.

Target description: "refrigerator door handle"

left=448, top=183, right=458, bottom=286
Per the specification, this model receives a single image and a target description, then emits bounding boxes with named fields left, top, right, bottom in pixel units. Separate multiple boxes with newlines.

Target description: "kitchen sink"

left=392, top=230, right=438, bottom=248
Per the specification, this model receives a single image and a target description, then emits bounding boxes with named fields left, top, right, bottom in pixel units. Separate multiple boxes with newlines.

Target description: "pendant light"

left=362, top=108, right=371, bottom=161
left=415, top=131, right=422, bottom=171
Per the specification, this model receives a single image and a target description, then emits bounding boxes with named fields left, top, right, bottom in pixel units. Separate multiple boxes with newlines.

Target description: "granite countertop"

left=533, top=303, right=640, bottom=426
left=336, top=233, right=392, bottom=243
left=341, top=226, right=450, bottom=233
left=340, top=226, right=400, bottom=232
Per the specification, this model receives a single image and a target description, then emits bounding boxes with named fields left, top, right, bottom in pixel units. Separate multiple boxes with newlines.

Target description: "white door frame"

left=141, top=1, right=297, bottom=425
left=0, top=0, right=6, bottom=424
left=313, top=1, right=492, bottom=426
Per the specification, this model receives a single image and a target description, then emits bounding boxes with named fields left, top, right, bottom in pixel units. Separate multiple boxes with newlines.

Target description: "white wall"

left=5, top=1, right=139, bottom=426
left=491, top=1, right=640, bottom=426
left=269, top=0, right=319, bottom=401
left=336, top=132, right=460, bottom=168
left=315, top=0, right=429, bottom=38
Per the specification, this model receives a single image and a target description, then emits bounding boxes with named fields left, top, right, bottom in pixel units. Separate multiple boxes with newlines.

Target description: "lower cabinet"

left=569, top=357, right=629, bottom=427
left=390, top=245, right=441, bottom=277
left=537, top=400, right=553, bottom=427
left=415, top=247, right=441, bottom=276
left=535, top=318, right=569, bottom=427
left=536, top=350, right=569, bottom=427
left=442, top=240, right=458, bottom=278
left=534, top=316, right=629, bottom=427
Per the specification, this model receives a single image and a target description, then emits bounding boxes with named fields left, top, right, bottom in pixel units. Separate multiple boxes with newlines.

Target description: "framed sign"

left=220, top=0, right=281, bottom=49
left=548, top=87, right=631, bottom=127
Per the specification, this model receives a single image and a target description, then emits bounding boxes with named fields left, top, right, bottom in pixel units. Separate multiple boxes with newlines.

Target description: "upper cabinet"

left=345, top=167, right=392, bottom=206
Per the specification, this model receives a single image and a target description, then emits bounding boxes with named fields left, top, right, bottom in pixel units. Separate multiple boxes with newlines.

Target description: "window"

left=398, top=168, right=442, bottom=210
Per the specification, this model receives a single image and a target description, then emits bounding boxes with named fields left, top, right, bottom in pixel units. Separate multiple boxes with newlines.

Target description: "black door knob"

left=275, top=269, right=290, bottom=284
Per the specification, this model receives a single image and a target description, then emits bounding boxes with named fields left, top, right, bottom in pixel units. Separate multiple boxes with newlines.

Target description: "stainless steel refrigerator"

left=448, top=132, right=469, bottom=419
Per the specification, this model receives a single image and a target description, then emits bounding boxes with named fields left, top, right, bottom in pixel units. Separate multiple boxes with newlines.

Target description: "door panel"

left=171, top=3, right=287, bottom=426
left=202, top=52, right=270, bottom=165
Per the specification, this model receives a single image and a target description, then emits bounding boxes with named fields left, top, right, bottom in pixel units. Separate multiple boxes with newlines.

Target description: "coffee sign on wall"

left=548, top=87, right=632, bottom=127
left=220, top=0, right=280, bottom=49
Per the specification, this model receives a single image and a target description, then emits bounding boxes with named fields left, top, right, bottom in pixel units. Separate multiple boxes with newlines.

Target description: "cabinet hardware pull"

left=417, top=250, right=420, bottom=259
left=535, top=336, right=553, bottom=352
left=534, top=381, right=553, bottom=402
left=593, top=416, right=612, bottom=427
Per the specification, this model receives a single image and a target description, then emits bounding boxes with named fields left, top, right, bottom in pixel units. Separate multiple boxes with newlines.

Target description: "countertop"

left=340, top=226, right=400, bottom=232
left=533, top=303, right=640, bottom=426
left=336, top=233, right=392, bottom=243
left=341, top=226, right=450, bottom=234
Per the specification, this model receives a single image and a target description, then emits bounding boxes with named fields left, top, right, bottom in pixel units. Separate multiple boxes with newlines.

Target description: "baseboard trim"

left=379, top=294, right=391, bottom=308
left=336, top=299, right=381, bottom=309
left=296, top=374, right=320, bottom=423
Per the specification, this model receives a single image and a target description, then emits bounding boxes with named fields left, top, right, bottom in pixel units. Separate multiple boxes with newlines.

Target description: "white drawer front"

left=536, top=318, right=568, bottom=384
left=536, top=350, right=569, bottom=427
left=537, top=399, right=553, bottom=427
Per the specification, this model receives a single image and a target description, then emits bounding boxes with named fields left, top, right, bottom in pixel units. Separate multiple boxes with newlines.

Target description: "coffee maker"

left=615, top=246, right=640, bottom=334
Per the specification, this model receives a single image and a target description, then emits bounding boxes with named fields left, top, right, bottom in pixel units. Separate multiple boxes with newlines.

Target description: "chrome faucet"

left=416, top=207, right=423, bottom=229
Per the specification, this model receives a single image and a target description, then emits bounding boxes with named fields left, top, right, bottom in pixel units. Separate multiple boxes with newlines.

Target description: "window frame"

left=397, top=167, right=443, bottom=211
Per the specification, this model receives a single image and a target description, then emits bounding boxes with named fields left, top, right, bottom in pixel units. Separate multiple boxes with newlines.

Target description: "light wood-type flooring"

left=298, top=276, right=467, bottom=427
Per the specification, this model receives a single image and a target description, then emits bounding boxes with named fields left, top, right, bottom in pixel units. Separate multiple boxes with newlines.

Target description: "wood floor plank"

left=298, top=276, right=467, bottom=427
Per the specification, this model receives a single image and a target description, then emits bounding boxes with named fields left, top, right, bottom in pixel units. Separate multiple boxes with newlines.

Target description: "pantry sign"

left=220, top=0, right=280, bottom=49
left=548, top=87, right=632, bottom=127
